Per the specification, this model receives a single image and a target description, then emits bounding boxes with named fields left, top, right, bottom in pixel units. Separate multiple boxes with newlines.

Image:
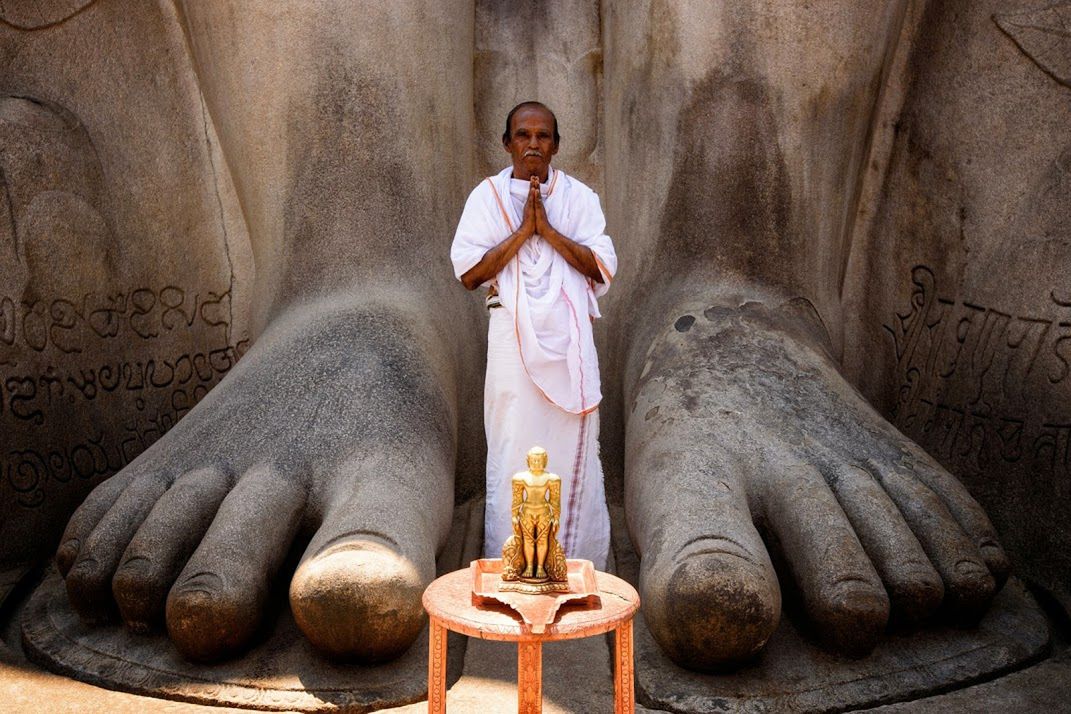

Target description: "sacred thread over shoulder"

left=450, top=167, right=617, bottom=414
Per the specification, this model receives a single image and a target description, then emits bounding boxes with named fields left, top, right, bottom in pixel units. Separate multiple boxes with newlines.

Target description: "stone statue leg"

left=605, top=1, right=1009, bottom=669
left=55, top=0, right=481, bottom=662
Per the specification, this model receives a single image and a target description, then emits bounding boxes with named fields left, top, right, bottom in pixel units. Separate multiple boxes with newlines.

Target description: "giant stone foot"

left=626, top=298, right=1010, bottom=671
left=53, top=298, right=455, bottom=663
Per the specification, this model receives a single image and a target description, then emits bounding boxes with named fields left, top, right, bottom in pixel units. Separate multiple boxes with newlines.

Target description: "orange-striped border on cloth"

left=484, top=171, right=598, bottom=416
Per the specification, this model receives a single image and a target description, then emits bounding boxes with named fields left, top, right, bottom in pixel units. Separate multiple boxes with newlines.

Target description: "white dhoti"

left=484, top=307, right=610, bottom=566
left=451, top=166, right=617, bottom=568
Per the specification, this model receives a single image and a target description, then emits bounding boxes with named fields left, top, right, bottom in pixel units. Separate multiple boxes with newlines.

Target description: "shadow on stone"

left=610, top=506, right=1051, bottom=713
left=18, top=500, right=483, bottom=712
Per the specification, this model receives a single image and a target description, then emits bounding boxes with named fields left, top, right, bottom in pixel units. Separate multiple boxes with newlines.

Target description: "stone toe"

left=112, top=556, right=169, bottom=632
left=166, top=573, right=260, bottom=662
left=66, top=558, right=118, bottom=625
left=811, top=576, right=890, bottom=656
left=643, top=551, right=781, bottom=671
left=942, top=559, right=997, bottom=624
left=289, top=542, right=427, bottom=662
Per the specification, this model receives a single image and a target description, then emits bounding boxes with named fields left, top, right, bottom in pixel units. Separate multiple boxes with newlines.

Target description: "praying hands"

left=528, top=175, right=605, bottom=284
left=460, top=173, right=603, bottom=289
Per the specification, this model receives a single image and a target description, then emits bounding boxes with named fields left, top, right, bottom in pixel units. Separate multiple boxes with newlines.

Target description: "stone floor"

left=4, top=607, right=651, bottom=714
left=3, top=500, right=1069, bottom=713
left=4, top=615, right=1069, bottom=714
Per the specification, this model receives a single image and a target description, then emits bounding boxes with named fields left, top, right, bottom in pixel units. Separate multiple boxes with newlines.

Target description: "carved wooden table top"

left=424, top=564, right=638, bottom=641
left=422, top=563, right=640, bottom=713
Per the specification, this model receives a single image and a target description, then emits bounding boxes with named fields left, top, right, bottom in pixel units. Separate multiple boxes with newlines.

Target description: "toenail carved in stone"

left=831, top=574, right=878, bottom=589
left=115, top=554, right=152, bottom=574
left=290, top=546, right=426, bottom=662
left=166, top=574, right=259, bottom=662
left=894, top=560, right=945, bottom=591
left=172, top=571, right=224, bottom=597
left=113, top=556, right=163, bottom=630
left=316, top=529, right=399, bottom=555
left=56, top=540, right=80, bottom=574
left=68, top=557, right=99, bottom=578
left=953, top=559, right=989, bottom=577
left=704, top=305, right=733, bottom=321
left=644, top=552, right=780, bottom=670
left=676, top=535, right=757, bottom=567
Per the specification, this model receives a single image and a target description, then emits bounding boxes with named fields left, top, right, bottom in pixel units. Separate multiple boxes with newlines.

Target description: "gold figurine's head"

left=526, top=446, right=548, bottom=473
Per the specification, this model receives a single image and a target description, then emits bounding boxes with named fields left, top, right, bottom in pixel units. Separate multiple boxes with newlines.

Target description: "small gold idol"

left=501, top=446, right=569, bottom=594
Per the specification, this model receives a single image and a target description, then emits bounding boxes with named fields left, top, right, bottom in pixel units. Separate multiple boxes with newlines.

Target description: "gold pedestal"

left=499, top=578, right=571, bottom=595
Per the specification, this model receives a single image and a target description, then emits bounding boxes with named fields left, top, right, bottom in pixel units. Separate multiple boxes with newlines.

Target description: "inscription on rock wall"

left=0, top=285, right=232, bottom=356
left=885, top=266, right=1071, bottom=488
left=0, top=285, right=246, bottom=510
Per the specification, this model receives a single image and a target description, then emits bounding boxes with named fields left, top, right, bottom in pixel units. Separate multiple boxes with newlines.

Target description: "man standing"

left=451, top=102, right=616, bottom=566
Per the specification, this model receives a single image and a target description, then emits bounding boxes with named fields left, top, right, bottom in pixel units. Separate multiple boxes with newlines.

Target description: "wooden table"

left=422, top=566, right=640, bottom=713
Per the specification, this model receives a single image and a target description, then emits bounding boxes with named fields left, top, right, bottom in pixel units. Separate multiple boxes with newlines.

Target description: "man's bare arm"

left=540, top=226, right=604, bottom=283
left=460, top=226, right=531, bottom=290
left=534, top=185, right=604, bottom=284
left=460, top=182, right=538, bottom=290
left=463, top=176, right=605, bottom=289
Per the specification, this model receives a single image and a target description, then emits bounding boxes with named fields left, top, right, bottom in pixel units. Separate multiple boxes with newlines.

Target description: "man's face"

left=504, top=106, right=558, bottom=181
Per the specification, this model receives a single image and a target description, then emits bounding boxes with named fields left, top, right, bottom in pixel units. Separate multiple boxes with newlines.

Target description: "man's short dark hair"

left=502, top=101, right=561, bottom=145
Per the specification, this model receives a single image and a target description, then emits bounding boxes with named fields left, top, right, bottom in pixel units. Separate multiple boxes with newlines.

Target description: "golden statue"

left=500, top=446, right=569, bottom=593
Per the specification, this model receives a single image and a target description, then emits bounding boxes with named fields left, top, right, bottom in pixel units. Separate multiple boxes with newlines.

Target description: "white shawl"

left=451, top=166, right=617, bottom=414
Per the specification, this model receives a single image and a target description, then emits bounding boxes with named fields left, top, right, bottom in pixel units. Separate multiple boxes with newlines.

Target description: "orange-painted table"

left=422, top=566, right=640, bottom=713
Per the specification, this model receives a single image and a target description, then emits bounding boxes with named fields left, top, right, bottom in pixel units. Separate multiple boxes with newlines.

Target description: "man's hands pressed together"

left=521, top=176, right=538, bottom=238
left=460, top=175, right=604, bottom=290
left=530, top=176, right=604, bottom=284
left=459, top=178, right=536, bottom=290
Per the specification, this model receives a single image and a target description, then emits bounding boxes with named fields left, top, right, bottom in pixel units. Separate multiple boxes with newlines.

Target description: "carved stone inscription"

left=886, top=266, right=1071, bottom=488
left=0, top=286, right=233, bottom=355
left=0, top=286, right=246, bottom=512
left=0, top=62, right=252, bottom=567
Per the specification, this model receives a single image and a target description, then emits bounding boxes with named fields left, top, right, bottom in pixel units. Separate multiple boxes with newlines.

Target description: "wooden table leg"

left=428, top=618, right=447, bottom=713
left=517, top=640, right=542, bottom=713
left=614, top=620, right=634, bottom=714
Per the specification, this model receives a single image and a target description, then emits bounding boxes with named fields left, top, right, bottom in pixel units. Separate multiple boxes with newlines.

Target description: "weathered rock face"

left=0, top=0, right=253, bottom=565
left=1, top=0, right=1067, bottom=710
left=597, top=0, right=1012, bottom=673
left=474, top=0, right=602, bottom=192
left=595, top=0, right=912, bottom=499
left=842, top=0, right=1071, bottom=605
